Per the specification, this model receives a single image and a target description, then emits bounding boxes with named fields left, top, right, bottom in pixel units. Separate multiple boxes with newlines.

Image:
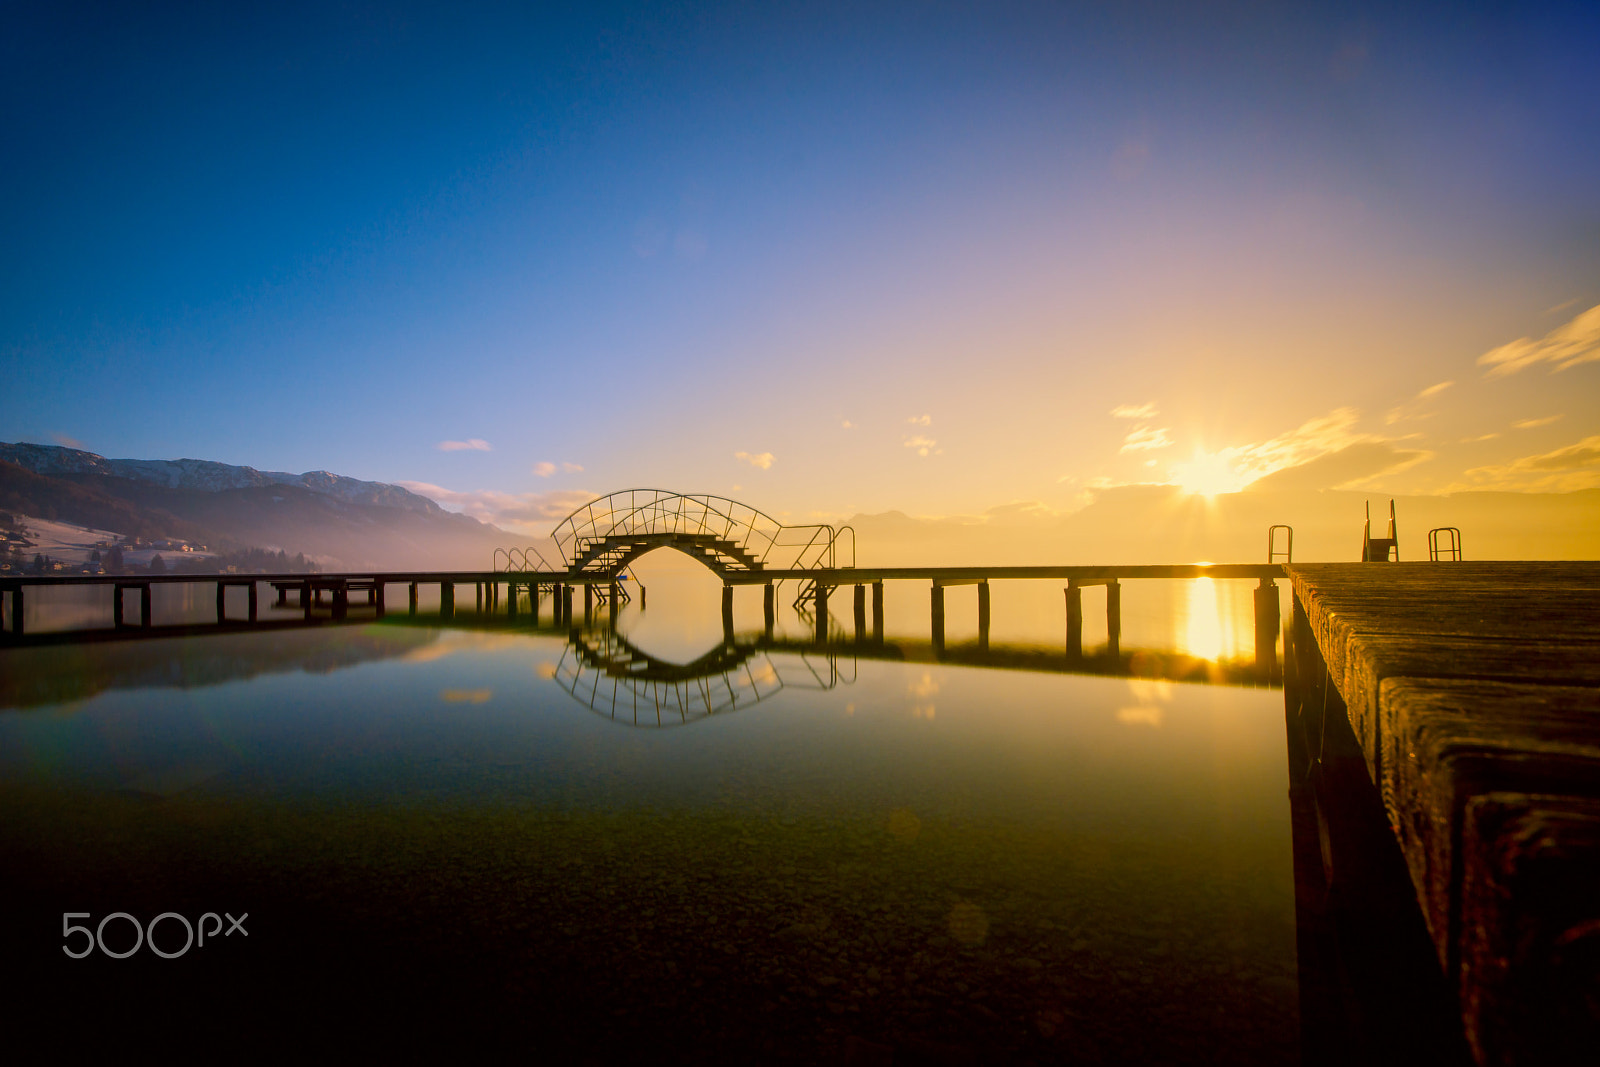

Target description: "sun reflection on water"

left=1181, top=577, right=1226, bottom=661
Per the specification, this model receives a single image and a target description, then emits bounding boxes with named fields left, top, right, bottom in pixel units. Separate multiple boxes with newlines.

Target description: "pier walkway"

left=1285, top=562, right=1600, bottom=1066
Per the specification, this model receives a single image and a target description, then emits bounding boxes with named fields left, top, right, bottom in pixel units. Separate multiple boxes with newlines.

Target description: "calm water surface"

left=1, top=571, right=1297, bottom=1062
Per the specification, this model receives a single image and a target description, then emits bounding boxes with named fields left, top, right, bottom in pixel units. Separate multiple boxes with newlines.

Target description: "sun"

left=1169, top=450, right=1246, bottom=497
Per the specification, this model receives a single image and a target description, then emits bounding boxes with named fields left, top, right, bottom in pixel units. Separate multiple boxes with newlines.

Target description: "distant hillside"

left=842, top=486, right=1600, bottom=566
left=0, top=443, right=535, bottom=570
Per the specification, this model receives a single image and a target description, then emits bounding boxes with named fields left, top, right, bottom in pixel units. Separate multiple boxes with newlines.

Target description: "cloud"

left=906, top=414, right=932, bottom=426
left=1110, top=403, right=1157, bottom=420
left=841, top=419, right=853, bottom=429
left=397, top=481, right=598, bottom=530
left=1462, top=434, right=1600, bottom=491
left=51, top=432, right=85, bottom=449
left=532, top=462, right=556, bottom=477
left=1478, top=303, right=1600, bottom=377
left=1244, top=442, right=1432, bottom=492
left=562, top=462, right=583, bottom=473
left=1119, top=426, right=1172, bottom=452
left=1461, top=433, right=1501, bottom=443
left=904, top=435, right=939, bottom=457
left=1385, top=380, right=1453, bottom=425
left=436, top=439, right=492, bottom=452
left=1512, top=415, right=1563, bottom=430
left=1175, top=407, right=1416, bottom=494
left=734, top=451, right=774, bottom=469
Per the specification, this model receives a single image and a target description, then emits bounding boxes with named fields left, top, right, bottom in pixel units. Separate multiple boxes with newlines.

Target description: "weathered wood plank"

left=1380, top=679, right=1600, bottom=972
left=1288, top=562, right=1600, bottom=1066
left=1458, top=793, right=1600, bottom=1067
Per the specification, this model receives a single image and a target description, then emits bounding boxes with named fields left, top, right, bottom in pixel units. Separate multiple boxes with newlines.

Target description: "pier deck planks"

left=1287, top=562, right=1600, bottom=1065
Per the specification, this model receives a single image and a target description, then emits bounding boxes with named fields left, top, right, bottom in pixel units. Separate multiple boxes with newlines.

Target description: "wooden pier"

left=1285, top=562, right=1600, bottom=1066
left=0, top=564, right=1285, bottom=674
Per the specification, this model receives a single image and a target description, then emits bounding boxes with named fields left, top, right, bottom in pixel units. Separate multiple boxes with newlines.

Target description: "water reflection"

left=1, top=581, right=1299, bottom=1060
left=556, top=628, right=845, bottom=727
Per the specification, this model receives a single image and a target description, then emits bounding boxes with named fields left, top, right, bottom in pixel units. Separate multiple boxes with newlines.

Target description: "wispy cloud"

left=436, top=439, right=492, bottom=452
left=397, top=481, right=597, bottom=530
left=1110, top=403, right=1157, bottom=420
left=906, top=414, right=932, bottom=426
left=532, top=462, right=556, bottom=477
left=1512, top=415, right=1563, bottom=430
left=1119, top=426, right=1172, bottom=453
left=1478, top=303, right=1600, bottom=377
left=904, top=435, right=939, bottom=457
left=1177, top=407, right=1423, bottom=493
left=1462, top=434, right=1600, bottom=492
left=562, top=462, right=583, bottom=473
left=1385, top=380, right=1453, bottom=425
left=841, top=419, right=854, bottom=429
left=735, top=451, right=774, bottom=469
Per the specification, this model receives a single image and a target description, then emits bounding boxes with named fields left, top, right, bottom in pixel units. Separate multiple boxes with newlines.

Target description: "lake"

left=0, top=567, right=1297, bottom=1061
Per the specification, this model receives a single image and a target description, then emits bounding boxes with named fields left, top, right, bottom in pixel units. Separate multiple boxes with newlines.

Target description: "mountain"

left=0, top=442, right=533, bottom=570
left=842, top=485, right=1600, bottom=566
left=0, top=442, right=443, bottom=515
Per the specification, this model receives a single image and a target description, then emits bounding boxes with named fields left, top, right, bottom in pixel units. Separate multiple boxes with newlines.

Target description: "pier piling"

left=763, top=582, right=775, bottom=638
left=872, top=581, right=883, bottom=642
left=813, top=582, right=829, bottom=643
left=722, top=584, right=734, bottom=640
left=932, top=584, right=945, bottom=655
left=1065, top=581, right=1082, bottom=658
left=977, top=580, right=990, bottom=651
left=853, top=584, right=866, bottom=643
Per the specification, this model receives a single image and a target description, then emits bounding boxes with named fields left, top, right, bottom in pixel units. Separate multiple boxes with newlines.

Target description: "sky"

left=4, top=1, right=1598, bottom=535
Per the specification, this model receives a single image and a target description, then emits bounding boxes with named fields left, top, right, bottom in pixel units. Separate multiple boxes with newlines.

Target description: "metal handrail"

left=1267, top=525, right=1293, bottom=564
left=1428, top=527, right=1463, bottom=562
left=549, top=489, right=846, bottom=573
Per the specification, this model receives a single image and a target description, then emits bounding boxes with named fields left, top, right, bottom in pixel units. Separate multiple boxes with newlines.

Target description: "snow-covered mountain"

left=0, top=442, right=444, bottom=516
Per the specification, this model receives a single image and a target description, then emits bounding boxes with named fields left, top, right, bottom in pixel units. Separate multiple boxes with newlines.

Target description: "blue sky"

left=4, top=1, right=1598, bottom=531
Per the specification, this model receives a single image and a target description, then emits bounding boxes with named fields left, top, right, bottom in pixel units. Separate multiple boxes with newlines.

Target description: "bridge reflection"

left=554, top=628, right=848, bottom=728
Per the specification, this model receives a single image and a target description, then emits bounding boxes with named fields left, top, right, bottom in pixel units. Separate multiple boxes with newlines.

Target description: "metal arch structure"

left=552, top=628, right=848, bottom=728
left=545, top=489, right=854, bottom=579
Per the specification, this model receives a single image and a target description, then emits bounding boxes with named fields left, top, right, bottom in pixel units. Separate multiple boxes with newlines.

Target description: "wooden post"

left=853, top=584, right=866, bottom=643
left=409, top=582, right=419, bottom=616
left=609, top=581, right=620, bottom=625
left=530, top=583, right=541, bottom=623
left=1106, top=579, right=1121, bottom=658
left=763, top=582, right=775, bottom=638
left=302, top=579, right=313, bottom=620
left=977, top=580, right=990, bottom=651
left=932, top=583, right=945, bottom=656
left=1255, top=578, right=1280, bottom=678
left=248, top=581, right=259, bottom=622
left=371, top=582, right=381, bottom=618
left=1066, top=581, right=1082, bottom=658
left=333, top=580, right=348, bottom=620
left=722, top=584, right=734, bottom=641
left=216, top=580, right=227, bottom=623
left=112, top=585, right=124, bottom=628
left=562, top=585, right=573, bottom=627
left=140, top=583, right=152, bottom=629
left=584, top=583, right=593, bottom=623
left=476, top=583, right=483, bottom=613
left=275, top=584, right=288, bottom=607
left=441, top=582, right=454, bottom=620
left=813, top=582, right=829, bottom=643
left=872, top=580, right=883, bottom=642
left=552, top=583, right=564, bottom=624
left=507, top=581, right=518, bottom=619
left=11, top=585, right=21, bottom=636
